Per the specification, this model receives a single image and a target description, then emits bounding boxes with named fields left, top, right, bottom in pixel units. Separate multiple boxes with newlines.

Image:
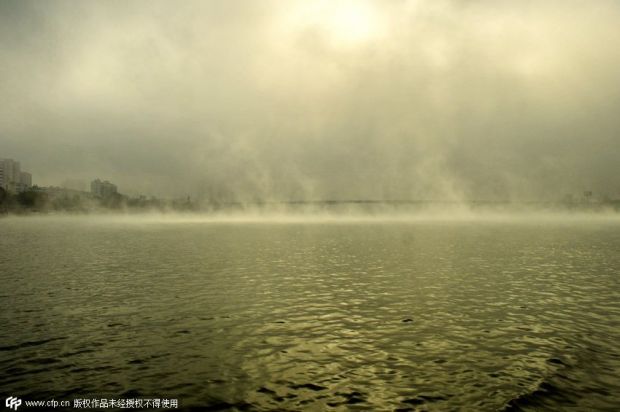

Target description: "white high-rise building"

left=91, top=178, right=118, bottom=198
left=0, top=158, right=20, bottom=192
left=0, top=158, right=32, bottom=193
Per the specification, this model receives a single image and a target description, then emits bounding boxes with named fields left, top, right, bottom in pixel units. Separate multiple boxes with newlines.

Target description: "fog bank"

left=2, top=0, right=619, bottom=201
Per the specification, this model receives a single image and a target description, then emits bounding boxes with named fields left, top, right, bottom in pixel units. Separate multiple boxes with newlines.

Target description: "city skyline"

left=1, top=153, right=618, bottom=204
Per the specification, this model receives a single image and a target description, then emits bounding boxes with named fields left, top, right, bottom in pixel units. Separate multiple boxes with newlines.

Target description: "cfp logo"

left=5, top=397, right=21, bottom=410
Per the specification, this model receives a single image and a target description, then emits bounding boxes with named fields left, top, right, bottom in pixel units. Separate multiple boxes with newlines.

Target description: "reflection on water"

left=1, top=216, right=620, bottom=410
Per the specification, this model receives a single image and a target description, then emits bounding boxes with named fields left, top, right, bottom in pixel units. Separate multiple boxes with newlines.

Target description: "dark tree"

left=16, top=190, right=48, bottom=209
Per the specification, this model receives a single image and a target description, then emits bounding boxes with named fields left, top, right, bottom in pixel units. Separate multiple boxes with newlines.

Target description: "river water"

left=1, top=214, right=620, bottom=411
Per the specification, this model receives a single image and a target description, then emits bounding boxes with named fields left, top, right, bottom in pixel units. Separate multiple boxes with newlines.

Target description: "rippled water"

left=1, top=215, right=620, bottom=411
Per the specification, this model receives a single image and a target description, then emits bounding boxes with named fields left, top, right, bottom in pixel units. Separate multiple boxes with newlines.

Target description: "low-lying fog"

left=3, top=207, right=620, bottom=226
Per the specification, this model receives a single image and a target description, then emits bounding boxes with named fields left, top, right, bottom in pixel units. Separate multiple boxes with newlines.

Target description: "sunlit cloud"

left=1, top=0, right=619, bottom=201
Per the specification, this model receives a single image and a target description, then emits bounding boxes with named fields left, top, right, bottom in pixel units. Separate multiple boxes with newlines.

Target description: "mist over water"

left=5, top=205, right=620, bottom=226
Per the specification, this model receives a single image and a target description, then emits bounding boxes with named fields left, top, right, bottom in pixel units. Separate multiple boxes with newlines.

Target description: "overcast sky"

left=1, top=0, right=619, bottom=201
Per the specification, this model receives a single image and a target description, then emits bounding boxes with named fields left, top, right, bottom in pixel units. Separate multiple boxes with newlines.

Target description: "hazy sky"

left=1, top=0, right=619, bottom=201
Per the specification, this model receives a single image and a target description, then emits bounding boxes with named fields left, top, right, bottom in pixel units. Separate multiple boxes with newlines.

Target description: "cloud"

left=1, top=0, right=619, bottom=201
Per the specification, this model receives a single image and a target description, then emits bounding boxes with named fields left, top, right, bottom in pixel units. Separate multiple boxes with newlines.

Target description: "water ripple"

left=1, top=219, right=620, bottom=410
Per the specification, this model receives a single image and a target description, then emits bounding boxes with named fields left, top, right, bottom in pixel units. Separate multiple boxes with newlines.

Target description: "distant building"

left=0, top=158, right=32, bottom=193
left=18, top=172, right=32, bottom=192
left=91, top=179, right=118, bottom=198
left=0, top=158, right=20, bottom=191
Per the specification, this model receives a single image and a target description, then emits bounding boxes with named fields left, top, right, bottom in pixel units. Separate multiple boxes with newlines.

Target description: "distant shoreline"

left=2, top=201, right=620, bottom=220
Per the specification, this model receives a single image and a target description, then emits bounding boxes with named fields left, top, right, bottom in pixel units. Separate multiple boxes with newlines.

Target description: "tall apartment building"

left=0, top=158, right=32, bottom=193
left=91, top=179, right=118, bottom=198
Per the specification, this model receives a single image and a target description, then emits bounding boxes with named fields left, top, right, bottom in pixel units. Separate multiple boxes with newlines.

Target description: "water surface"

left=1, top=215, right=620, bottom=410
